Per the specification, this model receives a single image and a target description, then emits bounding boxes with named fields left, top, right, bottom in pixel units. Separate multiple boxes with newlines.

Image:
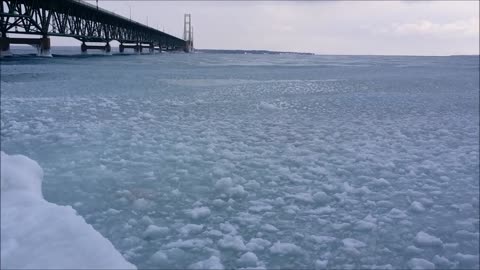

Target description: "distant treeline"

left=196, top=49, right=314, bottom=55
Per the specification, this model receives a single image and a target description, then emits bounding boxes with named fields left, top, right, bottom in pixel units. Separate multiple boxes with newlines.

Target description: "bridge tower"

left=183, top=14, right=193, bottom=53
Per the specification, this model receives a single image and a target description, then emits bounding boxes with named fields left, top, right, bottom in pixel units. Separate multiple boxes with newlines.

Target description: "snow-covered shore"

left=1, top=151, right=136, bottom=269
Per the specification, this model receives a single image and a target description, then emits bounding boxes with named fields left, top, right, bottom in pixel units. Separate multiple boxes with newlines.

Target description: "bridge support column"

left=119, top=43, right=144, bottom=53
left=134, top=44, right=142, bottom=54
left=148, top=43, right=154, bottom=54
left=0, top=35, right=11, bottom=57
left=36, top=36, right=51, bottom=57
left=81, top=41, right=111, bottom=55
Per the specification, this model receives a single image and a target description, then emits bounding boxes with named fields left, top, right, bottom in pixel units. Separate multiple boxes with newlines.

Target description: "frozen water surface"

left=1, top=52, right=479, bottom=269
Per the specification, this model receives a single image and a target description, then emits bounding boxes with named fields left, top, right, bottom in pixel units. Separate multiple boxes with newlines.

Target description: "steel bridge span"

left=0, top=0, right=191, bottom=56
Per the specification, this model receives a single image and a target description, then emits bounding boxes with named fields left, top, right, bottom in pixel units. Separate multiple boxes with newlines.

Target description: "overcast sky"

left=52, top=1, right=479, bottom=55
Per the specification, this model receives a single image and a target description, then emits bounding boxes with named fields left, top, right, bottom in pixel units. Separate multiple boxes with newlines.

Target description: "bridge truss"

left=0, top=0, right=188, bottom=55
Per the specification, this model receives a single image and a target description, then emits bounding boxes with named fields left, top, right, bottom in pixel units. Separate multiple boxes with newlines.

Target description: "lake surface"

left=1, top=50, right=479, bottom=269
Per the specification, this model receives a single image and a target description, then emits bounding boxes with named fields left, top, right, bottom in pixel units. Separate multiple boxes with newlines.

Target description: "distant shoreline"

left=195, top=49, right=315, bottom=56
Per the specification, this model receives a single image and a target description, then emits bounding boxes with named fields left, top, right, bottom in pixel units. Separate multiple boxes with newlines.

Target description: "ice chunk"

left=270, top=242, right=303, bottom=255
left=288, top=192, right=314, bottom=203
left=342, top=238, right=367, bottom=249
left=237, top=252, right=258, bottom=267
left=312, top=191, right=331, bottom=205
left=249, top=204, right=273, bottom=213
left=414, top=231, right=443, bottom=247
left=229, top=185, right=247, bottom=197
left=405, top=245, right=423, bottom=254
left=245, top=180, right=261, bottom=189
left=133, top=198, right=151, bottom=210
left=354, top=220, right=377, bottom=231
left=342, top=238, right=366, bottom=256
left=215, top=177, right=234, bottom=190
left=432, top=255, right=453, bottom=268
left=205, top=230, right=223, bottom=238
left=164, top=238, right=213, bottom=249
left=142, top=225, right=169, bottom=239
left=187, top=206, right=211, bottom=220
left=309, top=235, right=336, bottom=244
left=212, top=199, right=226, bottom=207
left=214, top=177, right=246, bottom=197
left=246, top=238, right=272, bottom=251
left=150, top=251, right=168, bottom=264
left=141, top=215, right=154, bottom=225
left=375, top=177, right=391, bottom=185
left=218, top=235, right=246, bottom=251
left=261, top=224, right=279, bottom=232
left=454, top=253, right=479, bottom=266
left=259, top=101, right=278, bottom=110
left=179, top=224, right=204, bottom=235
left=315, top=259, right=328, bottom=269
left=219, top=222, right=238, bottom=234
left=105, top=208, right=121, bottom=215
left=387, top=208, right=408, bottom=219
left=189, top=256, right=224, bottom=270
left=407, top=258, right=435, bottom=269
left=410, top=201, right=425, bottom=213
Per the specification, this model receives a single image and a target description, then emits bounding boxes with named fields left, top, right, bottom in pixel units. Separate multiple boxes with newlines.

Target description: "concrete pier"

left=0, top=34, right=11, bottom=57
left=119, top=43, right=141, bottom=53
left=81, top=42, right=111, bottom=54
left=0, top=36, right=51, bottom=57
left=119, top=43, right=156, bottom=54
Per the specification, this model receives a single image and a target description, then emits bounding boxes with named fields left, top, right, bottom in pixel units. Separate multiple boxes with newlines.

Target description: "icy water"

left=1, top=51, right=479, bottom=269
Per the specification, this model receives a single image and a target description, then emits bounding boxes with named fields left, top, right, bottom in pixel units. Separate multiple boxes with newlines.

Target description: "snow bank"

left=1, top=151, right=136, bottom=269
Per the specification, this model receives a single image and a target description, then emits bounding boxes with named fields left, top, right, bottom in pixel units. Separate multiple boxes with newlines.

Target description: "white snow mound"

left=0, top=151, right=136, bottom=269
left=1, top=151, right=43, bottom=199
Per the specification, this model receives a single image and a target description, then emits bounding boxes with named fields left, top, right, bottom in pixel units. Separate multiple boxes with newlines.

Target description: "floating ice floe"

left=414, top=231, right=443, bottom=247
left=142, top=225, right=170, bottom=240
left=189, top=255, right=224, bottom=269
left=218, top=235, right=247, bottom=251
left=237, top=251, right=259, bottom=267
left=150, top=250, right=168, bottom=264
left=246, top=238, right=272, bottom=251
left=407, top=258, right=435, bottom=269
left=186, top=206, right=211, bottom=220
left=270, top=242, right=303, bottom=255
left=179, top=224, right=204, bottom=235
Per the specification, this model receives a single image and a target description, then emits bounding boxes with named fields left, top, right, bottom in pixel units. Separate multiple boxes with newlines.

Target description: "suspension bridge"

left=0, top=0, right=194, bottom=56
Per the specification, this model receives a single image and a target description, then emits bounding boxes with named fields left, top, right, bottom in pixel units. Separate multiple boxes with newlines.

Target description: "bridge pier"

left=119, top=43, right=141, bottom=54
left=0, top=35, right=51, bottom=57
left=119, top=42, right=156, bottom=54
left=0, top=33, right=11, bottom=57
left=148, top=43, right=154, bottom=54
left=134, top=44, right=142, bottom=54
left=81, top=42, right=111, bottom=54
left=37, top=36, right=51, bottom=56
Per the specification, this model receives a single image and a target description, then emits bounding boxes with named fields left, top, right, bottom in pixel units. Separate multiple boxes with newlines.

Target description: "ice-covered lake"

left=1, top=50, right=479, bottom=269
